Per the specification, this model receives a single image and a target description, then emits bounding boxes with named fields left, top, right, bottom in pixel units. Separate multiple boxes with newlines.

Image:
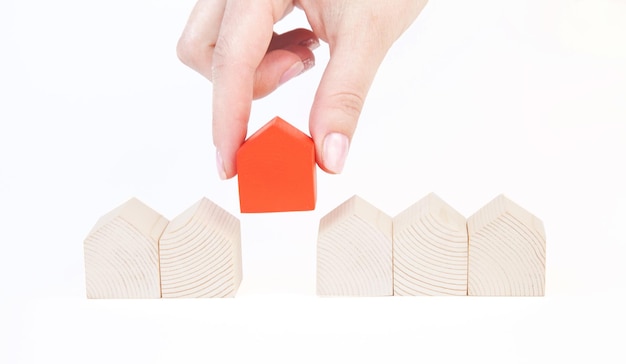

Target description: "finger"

left=176, top=4, right=302, bottom=79
left=309, top=39, right=388, bottom=174
left=252, top=46, right=315, bottom=99
left=176, top=0, right=226, bottom=80
left=251, top=29, right=318, bottom=98
left=211, top=0, right=278, bottom=179
left=268, top=28, right=319, bottom=52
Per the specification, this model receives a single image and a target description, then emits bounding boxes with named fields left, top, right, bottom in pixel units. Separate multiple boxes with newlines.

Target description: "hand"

left=177, top=0, right=428, bottom=179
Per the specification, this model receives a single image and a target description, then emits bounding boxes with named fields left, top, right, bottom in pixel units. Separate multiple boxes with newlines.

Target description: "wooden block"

left=84, top=198, right=168, bottom=298
left=236, top=116, right=316, bottom=213
left=467, top=194, right=546, bottom=296
left=317, top=196, right=393, bottom=296
left=159, top=198, right=242, bottom=298
left=393, top=193, right=468, bottom=296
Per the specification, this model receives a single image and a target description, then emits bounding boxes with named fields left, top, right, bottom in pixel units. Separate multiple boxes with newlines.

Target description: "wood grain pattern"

left=317, top=196, right=393, bottom=296
left=84, top=198, right=168, bottom=299
left=393, top=193, right=468, bottom=296
left=159, top=198, right=242, bottom=298
left=467, top=194, right=546, bottom=296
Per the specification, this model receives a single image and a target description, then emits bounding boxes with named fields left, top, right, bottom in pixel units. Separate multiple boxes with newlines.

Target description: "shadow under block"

left=236, top=116, right=316, bottom=213
left=84, top=198, right=168, bottom=299
left=159, top=198, right=242, bottom=298
left=317, top=196, right=393, bottom=296
left=467, top=194, right=546, bottom=296
left=393, top=193, right=468, bottom=296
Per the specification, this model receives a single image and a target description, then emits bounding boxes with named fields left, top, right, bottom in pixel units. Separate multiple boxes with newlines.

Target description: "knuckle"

left=330, top=91, right=365, bottom=120
left=176, top=34, right=200, bottom=67
left=211, top=34, right=233, bottom=65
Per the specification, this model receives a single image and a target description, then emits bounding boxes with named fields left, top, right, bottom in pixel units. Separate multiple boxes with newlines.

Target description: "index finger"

left=211, top=0, right=278, bottom=179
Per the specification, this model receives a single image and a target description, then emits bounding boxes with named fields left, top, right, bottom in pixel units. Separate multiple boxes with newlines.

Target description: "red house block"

left=236, top=116, right=317, bottom=213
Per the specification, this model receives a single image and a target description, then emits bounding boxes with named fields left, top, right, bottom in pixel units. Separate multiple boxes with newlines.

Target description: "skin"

left=177, top=0, right=429, bottom=179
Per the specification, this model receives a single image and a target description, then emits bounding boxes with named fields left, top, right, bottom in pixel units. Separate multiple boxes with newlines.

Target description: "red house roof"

left=236, top=117, right=317, bottom=213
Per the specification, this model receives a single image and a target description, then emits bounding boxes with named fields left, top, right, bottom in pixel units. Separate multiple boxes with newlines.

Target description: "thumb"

left=309, top=40, right=388, bottom=174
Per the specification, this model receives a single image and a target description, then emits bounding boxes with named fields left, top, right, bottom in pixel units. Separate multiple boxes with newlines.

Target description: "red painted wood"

left=236, top=117, right=316, bottom=213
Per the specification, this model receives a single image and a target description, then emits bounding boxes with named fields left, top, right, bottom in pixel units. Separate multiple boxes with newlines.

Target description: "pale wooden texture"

left=159, top=198, right=242, bottom=298
left=393, top=193, right=468, bottom=296
left=317, top=195, right=393, bottom=296
left=467, top=194, right=546, bottom=296
left=84, top=198, right=168, bottom=299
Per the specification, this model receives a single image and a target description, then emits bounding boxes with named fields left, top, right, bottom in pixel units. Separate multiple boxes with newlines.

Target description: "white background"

left=2, top=0, right=625, bottom=362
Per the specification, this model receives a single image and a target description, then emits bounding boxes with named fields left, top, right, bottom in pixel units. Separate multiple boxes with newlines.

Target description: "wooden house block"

left=393, top=193, right=468, bottom=296
left=467, top=194, right=546, bottom=296
left=236, top=116, right=316, bottom=213
left=83, top=198, right=168, bottom=298
left=159, top=198, right=242, bottom=298
left=317, top=196, right=393, bottom=296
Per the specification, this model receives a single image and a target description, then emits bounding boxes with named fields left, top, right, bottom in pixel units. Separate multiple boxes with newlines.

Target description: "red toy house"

left=236, top=117, right=317, bottom=213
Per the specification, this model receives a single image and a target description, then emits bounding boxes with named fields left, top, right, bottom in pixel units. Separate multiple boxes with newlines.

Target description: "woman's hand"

left=177, top=0, right=428, bottom=179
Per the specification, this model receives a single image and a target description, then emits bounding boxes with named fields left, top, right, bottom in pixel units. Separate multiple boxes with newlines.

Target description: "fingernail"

left=299, top=37, right=320, bottom=50
left=302, top=56, right=315, bottom=71
left=279, top=61, right=305, bottom=85
left=322, top=133, right=350, bottom=174
left=216, top=150, right=227, bottom=180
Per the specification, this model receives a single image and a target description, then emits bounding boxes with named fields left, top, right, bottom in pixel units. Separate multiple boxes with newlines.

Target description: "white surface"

left=2, top=0, right=625, bottom=362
